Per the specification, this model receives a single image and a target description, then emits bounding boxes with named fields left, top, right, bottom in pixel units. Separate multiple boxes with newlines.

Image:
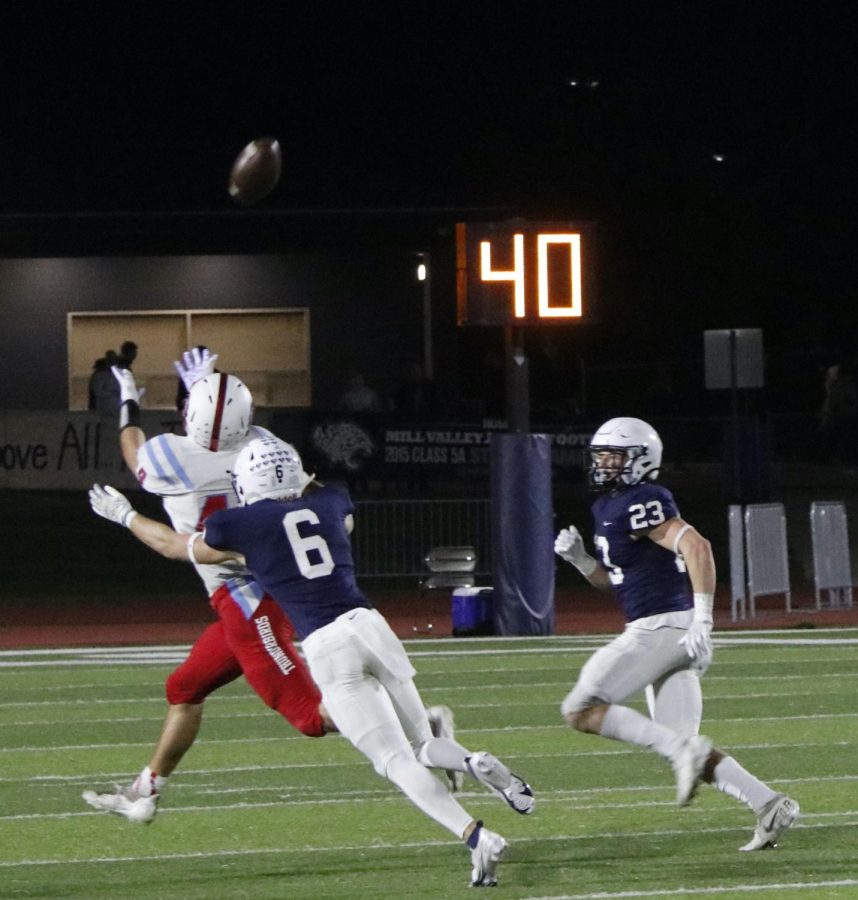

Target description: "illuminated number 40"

left=479, top=233, right=583, bottom=319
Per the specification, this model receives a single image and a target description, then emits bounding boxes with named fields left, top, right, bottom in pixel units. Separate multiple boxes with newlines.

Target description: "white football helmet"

left=588, top=417, right=663, bottom=491
left=184, top=373, right=253, bottom=452
left=232, top=436, right=314, bottom=506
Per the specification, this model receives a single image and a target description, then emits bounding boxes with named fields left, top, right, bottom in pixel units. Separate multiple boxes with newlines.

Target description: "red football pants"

left=165, top=589, right=325, bottom=737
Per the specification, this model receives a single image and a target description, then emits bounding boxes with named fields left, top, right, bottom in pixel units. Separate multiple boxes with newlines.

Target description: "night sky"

left=2, top=3, right=856, bottom=408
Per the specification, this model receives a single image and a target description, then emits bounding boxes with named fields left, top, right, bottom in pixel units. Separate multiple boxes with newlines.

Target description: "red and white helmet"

left=184, top=373, right=253, bottom=452
left=232, top=436, right=313, bottom=505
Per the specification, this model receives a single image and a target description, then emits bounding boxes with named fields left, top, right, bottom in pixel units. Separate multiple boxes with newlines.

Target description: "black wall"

left=0, top=249, right=437, bottom=411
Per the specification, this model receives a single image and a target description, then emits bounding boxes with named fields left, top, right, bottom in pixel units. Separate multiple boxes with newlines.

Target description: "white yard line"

left=1, top=818, right=855, bottom=869
left=524, top=878, right=858, bottom=899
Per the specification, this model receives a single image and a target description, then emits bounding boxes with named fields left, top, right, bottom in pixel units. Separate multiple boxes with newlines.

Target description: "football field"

left=1, top=630, right=857, bottom=899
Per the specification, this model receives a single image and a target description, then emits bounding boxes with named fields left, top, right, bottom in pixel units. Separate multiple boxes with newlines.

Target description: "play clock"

left=456, top=221, right=595, bottom=326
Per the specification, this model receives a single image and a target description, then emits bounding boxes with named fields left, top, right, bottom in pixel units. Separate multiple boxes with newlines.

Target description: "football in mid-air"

left=227, top=138, right=282, bottom=206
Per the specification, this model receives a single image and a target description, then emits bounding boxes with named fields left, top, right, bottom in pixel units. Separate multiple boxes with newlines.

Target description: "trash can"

left=451, top=587, right=494, bottom=637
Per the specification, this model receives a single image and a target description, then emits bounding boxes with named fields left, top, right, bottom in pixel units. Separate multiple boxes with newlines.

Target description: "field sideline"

left=2, top=630, right=857, bottom=898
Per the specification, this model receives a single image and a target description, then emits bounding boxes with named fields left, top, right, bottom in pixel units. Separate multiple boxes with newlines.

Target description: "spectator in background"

left=119, top=341, right=138, bottom=369
left=819, top=361, right=858, bottom=466
left=394, top=362, right=438, bottom=420
left=88, top=350, right=121, bottom=416
left=337, top=371, right=383, bottom=414
left=88, top=355, right=107, bottom=410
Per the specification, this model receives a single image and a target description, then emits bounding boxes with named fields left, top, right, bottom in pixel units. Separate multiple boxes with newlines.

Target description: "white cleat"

left=470, top=823, right=508, bottom=887
left=739, top=793, right=800, bottom=851
left=673, top=735, right=713, bottom=806
left=466, top=751, right=535, bottom=815
left=427, top=704, right=464, bottom=791
left=82, top=787, right=159, bottom=824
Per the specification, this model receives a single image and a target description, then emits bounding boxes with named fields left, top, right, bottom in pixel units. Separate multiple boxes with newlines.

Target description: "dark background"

left=0, top=251, right=431, bottom=412
left=1, top=2, right=856, bottom=420
left=1, top=3, right=857, bottom=606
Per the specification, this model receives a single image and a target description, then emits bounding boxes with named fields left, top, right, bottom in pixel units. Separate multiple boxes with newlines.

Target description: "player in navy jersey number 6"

left=555, top=417, right=798, bottom=852
left=89, top=436, right=535, bottom=888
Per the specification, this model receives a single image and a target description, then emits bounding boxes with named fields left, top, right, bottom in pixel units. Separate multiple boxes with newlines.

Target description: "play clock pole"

left=505, top=325, right=530, bottom=433
left=456, top=220, right=595, bottom=636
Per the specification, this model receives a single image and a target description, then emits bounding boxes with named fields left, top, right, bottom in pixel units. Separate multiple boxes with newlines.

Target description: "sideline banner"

left=0, top=411, right=139, bottom=490
left=0, top=409, right=276, bottom=490
left=1, top=409, right=590, bottom=490
left=297, top=413, right=592, bottom=481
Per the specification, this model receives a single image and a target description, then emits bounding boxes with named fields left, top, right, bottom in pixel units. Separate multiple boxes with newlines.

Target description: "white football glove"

left=679, top=593, right=714, bottom=661
left=554, top=525, right=598, bottom=577
left=89, top=484, right=138, bottom=528
left=174, top=347, right=218, bottom=391
left=111, top=366, right=141, bottom=404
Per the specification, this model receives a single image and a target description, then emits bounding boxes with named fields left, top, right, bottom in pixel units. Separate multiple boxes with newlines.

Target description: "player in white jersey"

left=83, top=351, right=332, bottom=823
left=555, top=416, right=799, bottom=851
left=83, top=350, right=460, bottom=824
left=90, top=435, right=536, bottom=887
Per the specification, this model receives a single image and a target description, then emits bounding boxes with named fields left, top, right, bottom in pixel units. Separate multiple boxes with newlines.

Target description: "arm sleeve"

left=136, top=435, right=196, bottom=495
left=202, top=510, right=236, bottom=551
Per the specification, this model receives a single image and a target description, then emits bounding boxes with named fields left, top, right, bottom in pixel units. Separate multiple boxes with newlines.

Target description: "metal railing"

left=351, top=499, right=492, bottom=578
left=729, top=502, right=792, bottom=618
left=810, top=501, right=854, bottom=609
left=728, top=504, right=747, bottom=620
left=745, top=503, right=792, bottom=614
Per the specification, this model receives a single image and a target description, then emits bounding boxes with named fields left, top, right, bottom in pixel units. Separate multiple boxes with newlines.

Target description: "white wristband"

left=672, top=523, right=692, bottom=556
left=575, top=554, right=598, bottom=578
left=122, top=510, right=138, bottom=529
left=187, top=531, right=204, bottom=564
left=693, top=592, right=714, bottom=622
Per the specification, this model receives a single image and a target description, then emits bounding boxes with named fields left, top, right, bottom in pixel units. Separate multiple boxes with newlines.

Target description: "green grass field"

left=2, top=630, right=857, bottom=899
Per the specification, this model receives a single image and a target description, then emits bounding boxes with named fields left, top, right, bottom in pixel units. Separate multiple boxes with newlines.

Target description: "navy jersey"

left=203, top=485, right=371, bottom=640
left=591, top=482, right=693, bottom=622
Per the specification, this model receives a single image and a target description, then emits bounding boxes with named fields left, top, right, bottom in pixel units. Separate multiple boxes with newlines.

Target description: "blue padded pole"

left=490, top=432, right=555, bottom=635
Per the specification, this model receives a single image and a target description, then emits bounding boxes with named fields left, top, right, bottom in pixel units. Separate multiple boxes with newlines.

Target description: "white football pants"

left=301, top=607, right=473, bottom=838
left=561, top=622, right=707, bottom=737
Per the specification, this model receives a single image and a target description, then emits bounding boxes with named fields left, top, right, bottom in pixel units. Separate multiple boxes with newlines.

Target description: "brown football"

left=228, top=138, right=282, bottom=206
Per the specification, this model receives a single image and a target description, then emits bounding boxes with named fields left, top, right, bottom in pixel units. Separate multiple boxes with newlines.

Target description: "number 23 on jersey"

left=595, top=499, right=685, bottom=585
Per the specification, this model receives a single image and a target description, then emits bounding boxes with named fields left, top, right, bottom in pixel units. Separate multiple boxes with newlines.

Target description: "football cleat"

left=466, top=751, right=535, bottom=815
left=82, top=786, right=159, bottom=824
left=673, top=734, right=713, bottom=806
left=427, top=704, right=464, bottom=792
left=469, top=822, right=508, bottom=887
left=739, top=793, right=800, bottom=851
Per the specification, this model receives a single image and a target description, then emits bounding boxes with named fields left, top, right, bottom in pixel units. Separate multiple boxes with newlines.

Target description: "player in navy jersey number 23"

left=555, top=417, right=798, bottom=852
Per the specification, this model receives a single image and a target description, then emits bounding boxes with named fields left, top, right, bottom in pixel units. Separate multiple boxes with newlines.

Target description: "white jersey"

left=135, top=425, right=275, bottom=600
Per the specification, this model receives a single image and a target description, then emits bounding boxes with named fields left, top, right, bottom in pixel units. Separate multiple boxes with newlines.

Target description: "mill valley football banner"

left=1, top=409, right=591, bottom=490
left=297, top=414, right=592, bottom=482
